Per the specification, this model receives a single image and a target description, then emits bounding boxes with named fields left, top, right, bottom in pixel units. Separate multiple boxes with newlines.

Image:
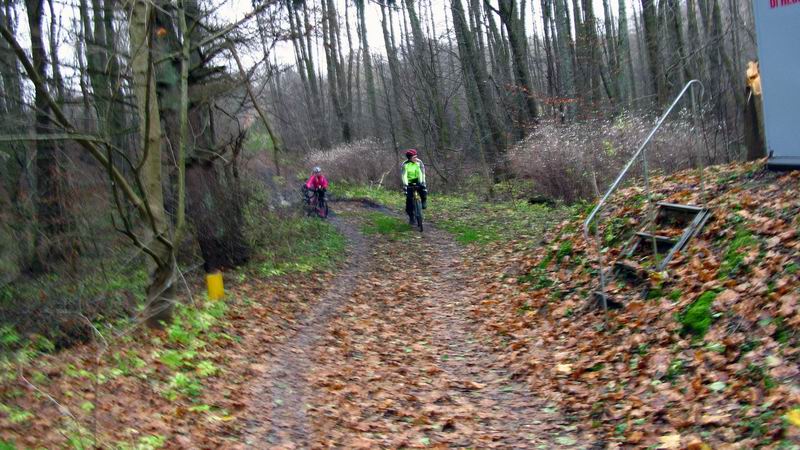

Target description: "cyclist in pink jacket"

left=305, top=166, right=328, bottom=203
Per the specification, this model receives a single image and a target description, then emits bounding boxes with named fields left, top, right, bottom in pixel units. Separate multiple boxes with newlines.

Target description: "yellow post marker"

left=206, top=271, right=225, bottom=300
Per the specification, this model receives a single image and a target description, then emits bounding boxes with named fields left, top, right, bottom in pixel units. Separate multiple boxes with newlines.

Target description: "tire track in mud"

left=242, top=207, right=370, bottom=448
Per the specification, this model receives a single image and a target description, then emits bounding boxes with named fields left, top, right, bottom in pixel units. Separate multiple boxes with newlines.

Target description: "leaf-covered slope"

left=469, top=162, right=800, bottom=447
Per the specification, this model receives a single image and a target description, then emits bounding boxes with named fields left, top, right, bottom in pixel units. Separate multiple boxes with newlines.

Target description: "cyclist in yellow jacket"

left=401, top=149, right=427, bottom=224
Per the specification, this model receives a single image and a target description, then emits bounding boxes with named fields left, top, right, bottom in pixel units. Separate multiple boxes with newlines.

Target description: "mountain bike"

left=303, top=187, right=329, bottom=219
left=406, top=183, right=423, bottom=232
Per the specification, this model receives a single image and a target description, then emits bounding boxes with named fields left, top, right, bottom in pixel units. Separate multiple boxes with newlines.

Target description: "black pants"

left=405, top=183, right=427, bottom=218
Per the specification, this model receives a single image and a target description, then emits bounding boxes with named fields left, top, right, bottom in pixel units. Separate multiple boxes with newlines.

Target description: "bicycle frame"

left=407, top=184, right=424, bottom=231
left=308, top=190, right=328, bottom=218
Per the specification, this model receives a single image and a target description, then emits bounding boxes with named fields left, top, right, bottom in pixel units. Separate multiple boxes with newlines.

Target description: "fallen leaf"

left=627, top=430, right=644, bottom=443
left=708, top=381, right=726, bottom=392
left=786, top=408, right=800, bottom=428
left=554, top=435, right=577, bottom=446
left=556, top=364, right=572, bottom=374
left=699, top=414, right=728, bottom=425
left=658, top=434, right=681, bottom=449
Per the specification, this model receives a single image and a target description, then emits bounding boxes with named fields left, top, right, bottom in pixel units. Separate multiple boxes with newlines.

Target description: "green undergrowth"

left=361, top=212, right=413, bottom=238
left=0, top=197, right=344, bottom=355
left=0, top=261, right=149, bottom=353
left=0, top=294, right=231, bottom=448
left=718, top=226, right=759, bottom=279
left=332, top=184, right=570, bottom=245
left=0, top=202, right=330, bottom=446
left=680, top=290, right=718, bottom=337
left=244, top=211, right=345, bottom=278
left=331, top=183, right=403, bottom=210
left=0, top=265, right=149, bottom=309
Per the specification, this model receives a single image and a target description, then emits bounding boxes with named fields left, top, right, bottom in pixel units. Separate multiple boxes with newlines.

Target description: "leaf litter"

left=462, top=161, right=800, bottom=448
left=2, top=161, right=799, bottom=449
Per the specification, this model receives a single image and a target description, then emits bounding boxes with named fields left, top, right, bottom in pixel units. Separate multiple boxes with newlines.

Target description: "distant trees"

left=257, top=0, right=755, bottom=174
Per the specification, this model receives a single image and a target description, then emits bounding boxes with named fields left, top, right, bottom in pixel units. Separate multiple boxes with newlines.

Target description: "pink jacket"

left=305, top=174, right=329, bottom=190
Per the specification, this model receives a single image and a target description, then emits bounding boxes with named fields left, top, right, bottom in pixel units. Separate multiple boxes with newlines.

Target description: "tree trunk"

left=285, top=1, right=312, bottom=111
left=0, top=0, right=32, bottom=277
left=540, top=0, right=556, bottom=102
left=380, top=1, right=411, bottom=144
left=710, top=0, right=743, bottom=108
left=26, top=0, right=73, bottom=271
left=686, top=0, right=705, bottom=82
left=580, top=0, right=601, bottom=109
left=451, top=0, right=508, bottom=180
left=46, top=0, right=65, bottom=102
left=553, top=0, right=576, bottom=119
left=667, top=0, right=691, bottom=91
left=405, top=0, right=449, bottom=151
left=640, top=0, right=667, bottom=105
left=80, top=0, right=126, bottom=154
left=356, top=0, right=378, bottom=136
left=322, top=0, right=351, bottom=142
left=0, top=0, right=28, bottom=209
left=744, top=82, right=765, bottom=161
left=616, top=0, right=634, bottom=107
left=497, top=0, right=538, bottom=121
left=343, top=0, right=356, bottom=138
left=129, top=0, right=176, bottom=328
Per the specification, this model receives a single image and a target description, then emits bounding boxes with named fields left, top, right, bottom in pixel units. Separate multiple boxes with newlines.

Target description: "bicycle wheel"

left=414, top=196, right=423, bottom=232
left=317, top=198, right=329, bottom=218
left=307, top=196, right=317, bottom=217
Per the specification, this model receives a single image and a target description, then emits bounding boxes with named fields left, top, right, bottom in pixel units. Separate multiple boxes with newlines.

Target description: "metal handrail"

left=583, top=80, right=705, bottom=311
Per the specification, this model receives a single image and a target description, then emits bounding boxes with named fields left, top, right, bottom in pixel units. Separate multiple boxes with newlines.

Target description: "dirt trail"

left=416, top=233, right=565, bottom=447
left=242, top=203, right=566, bottom=448
left=242, top=208, right=371, bottom=448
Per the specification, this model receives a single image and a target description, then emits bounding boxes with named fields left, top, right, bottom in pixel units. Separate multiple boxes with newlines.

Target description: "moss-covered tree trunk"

left=129, top=0, right=177, bottom=328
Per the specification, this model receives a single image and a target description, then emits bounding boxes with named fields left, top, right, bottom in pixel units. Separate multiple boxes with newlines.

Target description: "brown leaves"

left=460, top=161, right=800, bottom=446
left=0, top=268, right=332, bottom=448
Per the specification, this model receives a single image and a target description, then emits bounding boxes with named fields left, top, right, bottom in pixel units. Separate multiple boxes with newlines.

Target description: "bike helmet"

left=312, top=166, right=322, bottom=173
left=405, top=149, right=417, bottom=158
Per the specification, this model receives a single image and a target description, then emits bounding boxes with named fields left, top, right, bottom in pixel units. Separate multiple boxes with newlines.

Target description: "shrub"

left=304, top=139, right=399, bottom=188
left=508, top=115, right=728, bottom=203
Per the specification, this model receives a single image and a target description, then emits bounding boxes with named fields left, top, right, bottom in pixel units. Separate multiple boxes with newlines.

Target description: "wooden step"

left=654, top=208, right=712, bottom=271
left=614, top=260, right=648, bottom=283
left=592, top=291, right=624, bottom=309
left=635, top=231, right=678, bottom=253
left=656, top=202, right=706, bottom=214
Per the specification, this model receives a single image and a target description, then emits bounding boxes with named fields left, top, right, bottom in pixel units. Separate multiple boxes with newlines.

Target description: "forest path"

left=241, top=202, right=568, bottom=448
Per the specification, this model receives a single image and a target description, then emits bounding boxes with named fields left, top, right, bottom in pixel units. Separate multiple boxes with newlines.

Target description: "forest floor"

left=239, top=203, right=574, bottom=448
left=0, top=198, right=572, bottom=449
left=2, top=160, right=800, bottom=449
